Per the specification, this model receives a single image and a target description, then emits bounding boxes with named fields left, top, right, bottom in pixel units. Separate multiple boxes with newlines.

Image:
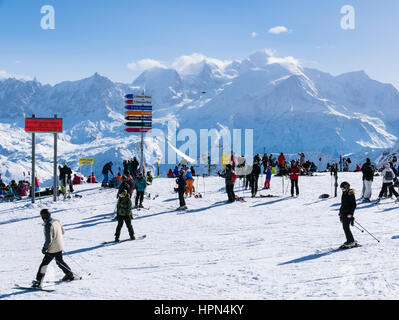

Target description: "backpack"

left=231, top=171, right=237, bottom=182
left=385, top=170, right=394, bottom=181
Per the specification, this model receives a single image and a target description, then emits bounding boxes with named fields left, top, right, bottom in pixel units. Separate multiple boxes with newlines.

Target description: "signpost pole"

left=31, top=115, right=36, bottom=204
left=140, top=86, right=145, bottom=175
left=53, top=115, right=58, bottom=202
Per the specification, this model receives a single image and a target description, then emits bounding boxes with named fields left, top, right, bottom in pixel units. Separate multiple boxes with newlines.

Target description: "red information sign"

left=25, top=118, right=63, bottom=133
left=125, top=128, right=152, bottom=133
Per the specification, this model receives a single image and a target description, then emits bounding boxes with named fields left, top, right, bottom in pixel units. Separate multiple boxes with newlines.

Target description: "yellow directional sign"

left=79, top=158, right=94, bottom=165
left=222, top=153, right=230, bottom=166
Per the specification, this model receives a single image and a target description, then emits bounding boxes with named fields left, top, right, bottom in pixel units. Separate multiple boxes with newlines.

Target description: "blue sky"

left=0, top=0, right=398, bottom=88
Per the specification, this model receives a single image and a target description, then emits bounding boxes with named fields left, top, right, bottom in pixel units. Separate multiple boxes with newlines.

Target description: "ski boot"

left=31, top=280, right=42, bottom=288
left=62, top=274, right=77, bottom=282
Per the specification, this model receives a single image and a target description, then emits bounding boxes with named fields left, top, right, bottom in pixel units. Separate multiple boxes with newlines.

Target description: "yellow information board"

left=222, top=153, right=230, bottom=166
left=79, top=158, right=94, bottom=165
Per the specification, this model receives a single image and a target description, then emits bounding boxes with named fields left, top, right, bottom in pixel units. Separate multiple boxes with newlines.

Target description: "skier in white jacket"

left=376, top=164, right=399, bottom=203
left=32, top=209, right=77, bottom=288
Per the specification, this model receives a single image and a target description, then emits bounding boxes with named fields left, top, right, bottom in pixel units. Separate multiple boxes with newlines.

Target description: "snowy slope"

left=1, top=173, right=399, bottom=300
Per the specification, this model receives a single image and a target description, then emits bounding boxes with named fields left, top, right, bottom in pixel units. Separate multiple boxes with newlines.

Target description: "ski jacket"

left=289, top=167, right=300, bottom=181
left=102, top=162, right=114, bottom=175
left=117, top=194, right=132, bottom=217
left=278, top=154, right=286, bottom=166
left=252, top=163, right=261, bottom=176
left=173, top=168, right=179, bottom=178
left=176, top=176, right=187, bottom=191
left=265, top=168, right=272, bottom=180
left=340, top=189, right=356, bottom=216
left=361, top=163, right=374, bottom=181
left=185, top=170, right=194, bottom=180
left=381, top=167, right=395, bottom=183
left=42, top=218, right=65, bottom=254
left=135, top=177, right=147, bottom=192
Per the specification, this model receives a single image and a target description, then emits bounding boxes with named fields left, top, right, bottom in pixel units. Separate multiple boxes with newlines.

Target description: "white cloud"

left=127, top=59, right=167, bottom=71
left=268, top=26, right=290, bottom=34
left=171, top=53, right=231, bottom=75
left=251, top=32, right=259, bottom=38
left=0, top=69, right=32, bottom=81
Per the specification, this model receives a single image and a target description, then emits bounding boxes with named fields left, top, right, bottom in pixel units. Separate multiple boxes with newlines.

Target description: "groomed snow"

left=1, top=172, right=399, bottom=300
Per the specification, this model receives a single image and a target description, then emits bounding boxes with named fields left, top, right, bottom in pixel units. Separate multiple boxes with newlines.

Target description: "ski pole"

left=64, top=252, right=92, bottom=276
left=355, top=221, right=380, bottom=243
left=353, top=224, right=364, bottom=233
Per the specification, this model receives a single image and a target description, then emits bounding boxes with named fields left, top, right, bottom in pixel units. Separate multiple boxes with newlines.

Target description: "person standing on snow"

left=134, top=172, right=147, bottom=208
left=185, top=168, right=194, bottom=197
left=289, top=161, right=300, bottom=197
left=218, top=164, right=237, bottom=203
left=264, top=165, right=272, bottom=189
left=376, top=163, right=399, bottom=203
left=361, top=158, right=373, bottom=202
left=176, top=169, right=187, bottom=210
left=250, top=160, right=261, bottom=197
left=339, top=182, right=357, bottom=248
left=115, top=190, right=135, bottom=242
left=32, top=209, right=77, bottom=288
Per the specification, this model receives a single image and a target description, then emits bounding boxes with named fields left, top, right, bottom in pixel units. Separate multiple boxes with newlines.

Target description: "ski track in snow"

left=1, top=173, right=399, bottom=300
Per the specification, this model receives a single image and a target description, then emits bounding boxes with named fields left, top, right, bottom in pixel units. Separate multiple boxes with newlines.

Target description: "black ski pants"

left=291, top=179, right=299, bottom=196
left=135, top=191, right=144, bottom=207
left=226, top=184, right=235, bottom=202
left=178, top=189, right=186, bottom=207
left=115, top=215, right=135, bottom=240
left=36, top=251, right=73, bottom=282
left=251, top=175, right=259, bottom=196
left=341, top=216, right=355, bottom=243
left=378, top=182, right=398, bottom=198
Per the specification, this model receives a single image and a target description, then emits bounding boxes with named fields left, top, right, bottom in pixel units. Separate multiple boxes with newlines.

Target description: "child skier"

left=339, top=182, right=357, bottom=248
left=264, top=166, right=272, bottom=189
left=115, top=190, right=135, bottom=242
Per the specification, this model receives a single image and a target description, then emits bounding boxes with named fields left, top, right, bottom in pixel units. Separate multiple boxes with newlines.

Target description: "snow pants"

left=378, top=182, right=398, bottom=198
left=36, top=251, right=73, bottom=282
left=135, top=191, right=144, bottom=207
left=341, top=216, right=355, bottom=243
left=178, top=189, right=186, bottom=207
left=226, top=184, right=235, bottom=202
left=115, top=215, right=135, bottom=240
left=363, top=180, right=372, bottom=200
left=291, top=179, right=299, bottom=196
left=186, top=178, right=194, bottom=195
left=264, top=179, right=270, bottom=189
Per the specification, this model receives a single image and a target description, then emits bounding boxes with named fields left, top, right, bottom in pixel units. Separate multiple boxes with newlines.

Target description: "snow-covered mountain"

left=1, top=50, right=399, bottom=184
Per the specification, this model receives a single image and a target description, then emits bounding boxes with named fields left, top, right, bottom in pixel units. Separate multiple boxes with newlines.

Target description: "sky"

left=0, top=0, right=398, bottom=89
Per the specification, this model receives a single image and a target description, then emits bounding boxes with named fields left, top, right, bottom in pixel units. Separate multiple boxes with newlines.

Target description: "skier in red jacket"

left=289, top=161, right=300, bottom=197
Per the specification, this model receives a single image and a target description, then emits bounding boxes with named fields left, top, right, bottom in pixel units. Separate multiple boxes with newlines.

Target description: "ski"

left=235, top=195, right=246, bottom=202
left=14, top=284, right=55, bottom=292
left=102, top=234, right=147, bottom=245
left=257, top=194, right=280, bottom=198
left=315, top=243, right=362, bottom=254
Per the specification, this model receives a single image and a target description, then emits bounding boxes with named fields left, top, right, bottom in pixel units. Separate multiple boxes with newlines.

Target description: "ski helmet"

left=40, top=209, right=51, bottom=220
left=340, top=181, right=350, bottom=190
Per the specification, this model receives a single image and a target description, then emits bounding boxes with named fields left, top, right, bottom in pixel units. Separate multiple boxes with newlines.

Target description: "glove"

left=347, top=215, right=355, bottom=226
left=41, top=247, right=47, bottom=254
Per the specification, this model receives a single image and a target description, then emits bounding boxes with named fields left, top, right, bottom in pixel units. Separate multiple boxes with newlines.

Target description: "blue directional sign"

left=125, top=105, right=153, bottom=111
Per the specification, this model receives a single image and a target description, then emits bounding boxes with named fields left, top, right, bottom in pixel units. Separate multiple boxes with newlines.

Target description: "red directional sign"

left=125, top=128, right=152, bottom=133
left=25, top=118, right=63, bottom=133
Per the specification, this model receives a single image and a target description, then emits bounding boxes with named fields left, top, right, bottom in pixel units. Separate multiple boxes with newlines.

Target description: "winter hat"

left=40, top=209, right=51, bottom=220
left=340, top=181, right=350, bottom=190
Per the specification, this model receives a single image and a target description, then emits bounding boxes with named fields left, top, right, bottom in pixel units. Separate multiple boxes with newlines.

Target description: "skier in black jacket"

left=218, top=164, right=236, bottom=202
left=176, top=170, right=187, bottom=210
left=339, top=181, right=357, bottom=248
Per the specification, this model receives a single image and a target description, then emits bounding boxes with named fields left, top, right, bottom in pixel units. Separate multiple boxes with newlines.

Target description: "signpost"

left=124, top=91, right=153, bottom=174
left=79, top=158, right=94, bottom=178
left=25, top=115, right=62, bottom=203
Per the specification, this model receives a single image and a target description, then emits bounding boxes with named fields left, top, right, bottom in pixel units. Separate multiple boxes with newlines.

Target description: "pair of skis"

left=14, top=276, right=83, bottom=292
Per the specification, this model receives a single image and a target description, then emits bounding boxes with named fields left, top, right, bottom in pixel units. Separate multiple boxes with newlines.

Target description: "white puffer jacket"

left=42, top=218, right=65, bottom=253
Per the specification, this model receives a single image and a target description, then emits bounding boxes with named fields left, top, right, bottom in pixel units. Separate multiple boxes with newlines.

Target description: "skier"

left=32, top=209, right=77, bottom=288
left=218, top=164, right=237, bottom=203
left=264, top=165, right=272, bottom=189
left=250, top=161, right=261, bottom=197
left=176, top=169, right=187, bottom=210
left=339, top=182, right=357, bottom=248
left=277, top=152, right=286, bottom=175
left=114, top=190, right=135, bottom=242
left=376, top=163, right=399, bottom=203
left=289, top=161, right=300, bottom=197
left=102, top=162, right=114, bottom=187
left=361, top=158, right=373, bottom=202
left=130, top=157, right=139, bottom=176
left=134, top=172, right=147, bottom=208
left=185, top=167, right=194, bottom=197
